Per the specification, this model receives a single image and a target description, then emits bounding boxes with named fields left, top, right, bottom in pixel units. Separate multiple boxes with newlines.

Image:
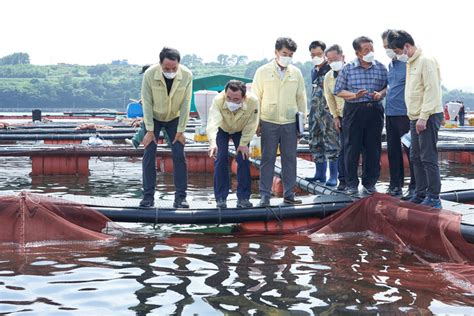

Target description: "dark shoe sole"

left=283, top=199, right=302, bottom=205
left=408, top=197, right=425, bottom=204
left=237, top=202, right=253, bottom=208
left=139, top=202, right=154, bottom=208
left=173, top=202, right=190, bottom=208
left=345, top=188, right=359, bottom=195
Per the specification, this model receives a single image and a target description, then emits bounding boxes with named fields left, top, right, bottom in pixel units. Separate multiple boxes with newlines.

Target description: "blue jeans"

left=214, top=128, right=251, bottom=200
left=142, top=118, right=187, bottom=200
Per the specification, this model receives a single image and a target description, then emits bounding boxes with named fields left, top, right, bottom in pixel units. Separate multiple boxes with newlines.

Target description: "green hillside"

left=0, top=52, right=472, bottom=111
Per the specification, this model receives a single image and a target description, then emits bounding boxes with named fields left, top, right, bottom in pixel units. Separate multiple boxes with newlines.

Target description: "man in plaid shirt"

left=334, top=36, right=388, bottom=196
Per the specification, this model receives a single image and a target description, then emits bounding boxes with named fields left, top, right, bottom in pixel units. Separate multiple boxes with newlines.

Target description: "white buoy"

left=445, top=102, right=463, bottom=128
left=193, top=90, right=218, bottom=141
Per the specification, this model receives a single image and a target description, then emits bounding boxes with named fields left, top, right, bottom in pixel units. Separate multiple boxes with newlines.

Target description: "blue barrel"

left=126, top=102, right=143, bottom=118
left=32, top=109, right=42, bottom=122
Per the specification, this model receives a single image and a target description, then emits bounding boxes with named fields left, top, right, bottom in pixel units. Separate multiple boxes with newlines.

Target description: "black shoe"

left=139, top=199, right=154, bottom=208
left=237, top=199, right=253, bottom=208
left=284, top=196, right=302, bottom=205
left=345, top=186, right=359, bottom=195
left=401, top=189, right=416, bottom=201
left=258, top=196, right=271, bottom=207
left=173, top=198, right=189, bottom=208
left=216, top=199, right=227, bottom=209
left=386, top=186, right=402, bottom=197
left=362, top=185, right=377, bottom=195
left=337, top=181, right=346, bottom=191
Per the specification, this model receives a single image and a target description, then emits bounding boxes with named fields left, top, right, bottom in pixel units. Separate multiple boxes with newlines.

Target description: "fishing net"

left=303, top=193, right=474, bottom=289
left=240, top=193, right=474, bottom=290
left=0, top=192, right=124, bottom=246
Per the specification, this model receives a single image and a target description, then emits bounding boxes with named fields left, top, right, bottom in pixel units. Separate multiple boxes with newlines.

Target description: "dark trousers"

left=410, top=113, right=443, bottom=199
left=459, top=112, right=465, bottom=126
left=386, top=116, right=416, bottom=190
left=337, top=117, right=345, bottom=184
left=343, top=102, right=384, bottom=188
left=142, top=118, right=187, bottom=200
left=214, top=128, right=251, bottom=200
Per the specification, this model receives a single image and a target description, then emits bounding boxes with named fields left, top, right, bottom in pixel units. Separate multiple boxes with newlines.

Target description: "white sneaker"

left=125, top=138, right=138, bottom=149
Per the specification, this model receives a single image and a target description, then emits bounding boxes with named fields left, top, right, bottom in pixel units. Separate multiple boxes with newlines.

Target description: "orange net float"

left=238, top=217, right=321, bottom=234
left=230, top=159, right=259, bottom=179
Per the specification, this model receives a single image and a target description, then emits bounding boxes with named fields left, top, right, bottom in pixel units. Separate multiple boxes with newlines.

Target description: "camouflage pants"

left=308, top=105, right=340, bottom=162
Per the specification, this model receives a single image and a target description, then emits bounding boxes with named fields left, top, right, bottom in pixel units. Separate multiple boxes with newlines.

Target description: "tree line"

left=0, top=52, right=472, bottom=111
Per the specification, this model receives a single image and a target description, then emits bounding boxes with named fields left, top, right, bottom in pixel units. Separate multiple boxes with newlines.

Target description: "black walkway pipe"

left=91, top=201, right=474, bottom=243
left=94, top=200, right=353, bottom=225
left=439, top=189, right=474, bottom=203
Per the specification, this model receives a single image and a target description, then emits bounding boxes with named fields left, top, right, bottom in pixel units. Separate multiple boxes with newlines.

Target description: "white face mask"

left=396, top=54, right=409, bottom=63
left=226, top=101, right=242, bottom=112
left=312, top=56, right=325, bottom=66
left=385, top=48, right=396, bottom=60
left=163, top=72, right=177, bottom=79
left=277, top=56, right=292, bottom=67
left=329, top=61, right=343, bottom=71
left=361, top=51, right=375, bottom=63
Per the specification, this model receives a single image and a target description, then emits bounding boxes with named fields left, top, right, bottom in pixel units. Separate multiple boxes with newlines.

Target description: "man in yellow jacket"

left=140, top=47, right=193, bottom=208
left=323, top=44, right=346, bottom=191
left=252, top=37, right=307, bottom=206
left=388, top=30, right=444, bottom=209
left=207, top=80, right=259, bottom=209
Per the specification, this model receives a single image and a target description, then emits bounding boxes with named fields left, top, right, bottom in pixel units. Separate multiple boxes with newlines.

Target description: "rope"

left=454, top=190, right=460, bottom=203
left=154, top=207, right=160, bottom=227
left=266, top=205, right=283, bottom=225
left=24, top=191, right=42, bottom=206
left=216, top=207, right=222, bottom=227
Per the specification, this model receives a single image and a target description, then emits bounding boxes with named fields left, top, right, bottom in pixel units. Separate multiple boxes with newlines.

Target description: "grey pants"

left=260, top=121, right=297, bottom=199
left=410, top=113, right=443, bottom=199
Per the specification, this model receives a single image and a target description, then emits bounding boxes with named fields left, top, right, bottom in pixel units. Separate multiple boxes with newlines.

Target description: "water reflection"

left=0, top=156, right=473, bottom=314
left=2, top=231, right=473, bottom=314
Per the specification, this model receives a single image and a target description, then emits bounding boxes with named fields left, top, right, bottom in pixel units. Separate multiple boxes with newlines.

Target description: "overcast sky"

left=1, top=0, right=473, bottom=91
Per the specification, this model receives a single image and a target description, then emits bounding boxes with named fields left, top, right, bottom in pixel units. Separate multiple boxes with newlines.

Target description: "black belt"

left=348, top=101, right=381, bottom=107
